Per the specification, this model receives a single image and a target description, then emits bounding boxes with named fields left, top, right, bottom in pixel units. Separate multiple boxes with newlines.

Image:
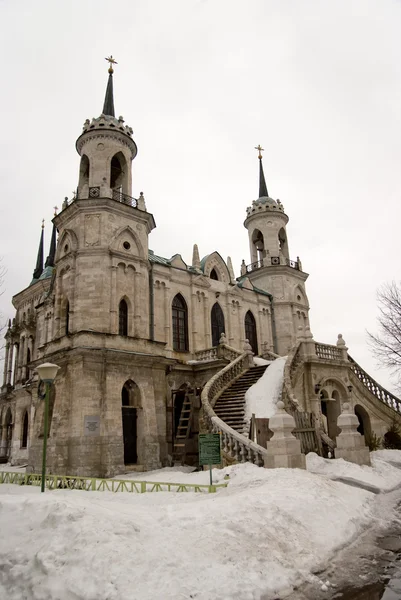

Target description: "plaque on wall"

left=84, top=415, right=100, bottom=437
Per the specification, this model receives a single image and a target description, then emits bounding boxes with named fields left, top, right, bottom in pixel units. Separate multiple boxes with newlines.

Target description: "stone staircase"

left=213, top=365, right=269, bottom=434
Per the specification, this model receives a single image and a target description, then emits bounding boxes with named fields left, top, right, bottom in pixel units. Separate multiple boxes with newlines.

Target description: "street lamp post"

left=36, top=362, right=60, bottom=493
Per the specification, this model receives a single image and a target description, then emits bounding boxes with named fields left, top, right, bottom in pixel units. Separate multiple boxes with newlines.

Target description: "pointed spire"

left=102, top=55, right=118, bottom=117
left=255, top=144, right=268, bottom=198
left=45, top=222, right=57, bottom=268
left=227, top=256, right=235, bottom=283
left=32, top=221, right=44, bottom=280
left=192, top=244, right=201, bottom=270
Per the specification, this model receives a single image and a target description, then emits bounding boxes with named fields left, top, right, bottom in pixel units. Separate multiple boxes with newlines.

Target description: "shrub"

left=383, top=419, right=401, bottom=450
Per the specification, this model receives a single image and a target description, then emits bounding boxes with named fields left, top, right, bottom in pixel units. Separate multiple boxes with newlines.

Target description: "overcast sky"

left=0, top=0, right=400, bottom=391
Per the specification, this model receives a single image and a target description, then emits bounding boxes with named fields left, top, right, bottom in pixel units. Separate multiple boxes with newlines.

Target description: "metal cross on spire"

left=255, top=145, right=264, bottom=160
left=105, top=55, right=118, bottom=74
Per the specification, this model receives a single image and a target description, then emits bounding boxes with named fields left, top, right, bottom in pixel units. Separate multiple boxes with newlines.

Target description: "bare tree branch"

left=368, top=281, right=401, bottom=391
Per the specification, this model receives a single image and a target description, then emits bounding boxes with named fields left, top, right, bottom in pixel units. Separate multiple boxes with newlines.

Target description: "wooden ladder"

left=173, top=394, right=193, bottom=465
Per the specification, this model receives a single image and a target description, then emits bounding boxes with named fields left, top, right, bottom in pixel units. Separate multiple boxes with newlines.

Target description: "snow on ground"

left=0, top=463, right=26, bottom=472
left=244, top=356, right=286, bottom=423
left=307, top=451, right=401, bottom=493
left=0, top=462, right=378, bottom=600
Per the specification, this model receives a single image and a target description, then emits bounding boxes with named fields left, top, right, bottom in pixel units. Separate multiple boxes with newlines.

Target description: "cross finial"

left=255, top=144, right=264, bottom=160
left=41, top=218, right=45, bottom=229
left=105, top=55, right=118, bottom=74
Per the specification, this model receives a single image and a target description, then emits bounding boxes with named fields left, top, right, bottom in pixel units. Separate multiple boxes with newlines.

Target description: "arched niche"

left=201, top=252, right=231, bottom=283
left=109, top=226, right=143, bottom=258
left=119, top=297, right=129, bottom=336
left=110, top=152, right=128, bottom=194
left=278, top=227, right=289, bottom=260
left=56, top=229, right=78, bottom=261
left=78, top=154, right=90, bottom=190
left=251, top=229, right=265, bottom=262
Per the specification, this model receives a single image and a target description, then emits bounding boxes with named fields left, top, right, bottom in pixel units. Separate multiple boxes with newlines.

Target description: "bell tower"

left=53, top=57, right=155, bottom=338
left=243, top=146, right=310, bottom=354
left=75, top=56, right=137, bottom=202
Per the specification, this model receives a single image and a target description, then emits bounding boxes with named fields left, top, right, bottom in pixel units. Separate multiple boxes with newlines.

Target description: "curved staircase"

left=213, top=365, right=269, bottom=434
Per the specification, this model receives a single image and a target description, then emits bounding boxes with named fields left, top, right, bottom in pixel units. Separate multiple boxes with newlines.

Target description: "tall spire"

left=102, top=55, right=117, bottom=117
left=255, top=144, right=268, bottom=198
left=45, top=222, right=57, bottom=268
left=32, top=221, right=44, bottom=280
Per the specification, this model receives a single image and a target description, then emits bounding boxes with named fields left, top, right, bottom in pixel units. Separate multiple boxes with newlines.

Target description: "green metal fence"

left=0, top=471, right=227, bottom=494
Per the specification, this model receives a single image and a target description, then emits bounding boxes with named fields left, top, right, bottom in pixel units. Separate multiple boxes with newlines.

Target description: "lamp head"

left=36, top=362, right=60, bottom=383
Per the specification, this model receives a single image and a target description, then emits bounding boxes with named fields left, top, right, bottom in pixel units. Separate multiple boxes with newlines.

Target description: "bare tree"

left=368, top=281, right=401, bottom=390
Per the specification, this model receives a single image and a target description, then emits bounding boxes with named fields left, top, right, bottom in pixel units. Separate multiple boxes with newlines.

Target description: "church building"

left=1, top=59, right=397, bottom=477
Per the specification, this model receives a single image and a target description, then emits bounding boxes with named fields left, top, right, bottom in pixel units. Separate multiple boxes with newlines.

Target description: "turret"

left=75, top=56, right=137, bottom=201
left=243, top=146, right=310, bottom=354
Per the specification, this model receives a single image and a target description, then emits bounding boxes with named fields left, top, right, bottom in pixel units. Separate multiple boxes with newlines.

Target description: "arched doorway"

left=354, top=404, right=372, bottom=442
left=211, top=303, right=225, bottom=347
left=245, top=310, right=258, bottom=355
left=121, top=380, right=140, bottom=464
left=320, top=389, right=341, bottom=441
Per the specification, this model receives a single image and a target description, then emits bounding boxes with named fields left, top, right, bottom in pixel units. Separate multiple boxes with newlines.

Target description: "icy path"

left=0, top=462, right=381, bottom=600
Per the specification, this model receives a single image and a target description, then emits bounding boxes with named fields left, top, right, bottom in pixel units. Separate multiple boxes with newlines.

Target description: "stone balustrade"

left=348, top=355, right=401, bottom=414
left=201, top=351, right=268, bottom=466
left=193, top=347, right=218, bottom=361
left=315, top=343, right=343, bottom=361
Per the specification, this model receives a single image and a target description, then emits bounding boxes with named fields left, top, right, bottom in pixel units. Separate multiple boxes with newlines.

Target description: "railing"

left=246, top=260, right=263, bottom=273
left=285, top=258, right=300, bottom=270
left=315, top=343, right=343, bottom=361
left=348, top=355, right=401, bottom=414
left=194, top=347, right=218, bottom=361
left=201, top=352, right=268, bottom=466
left=283, top=341, right=303, bottom=412
left=112, top=189, right=138, bottom=208
left=244, top=257, right=301, bottom=273
left=0, top=471, right=227, bottom=494
left=193, top=342, right=242, bottom=363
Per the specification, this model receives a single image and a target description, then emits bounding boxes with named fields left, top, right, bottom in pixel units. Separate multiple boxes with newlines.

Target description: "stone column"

left=6, top=343, right=13, bottom=385
left=0, top=424, right=7, bottom=458
left=2, top=342, right=9, bottom=386
left=334, top=402, right=370, bottom=466
left=164, top=284, right=171, bottom=349
left=13, top=344, right=19, bottom=386
left=191, top=293, right=198, bottom=352
left=224, top=296, right=232, bottom=344
left=109, top=264, right=117, bottom=333
left=203, top=294, right=211, bottom=348
left=264, top=401, right=306, bottom=469
left=133, top=271, right=141, bottom=337
left=21, top=337, right=27, bottom=382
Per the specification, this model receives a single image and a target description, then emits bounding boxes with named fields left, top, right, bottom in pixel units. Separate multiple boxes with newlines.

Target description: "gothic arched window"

left=119, top=299, right=128, bottom=336
left=172, top=294, right=188, bottom=352
left=245, top=310, right=258, bottom=355
left=211, top=303, right=225, bottom=347
left=210, top=268, right=219, bottom=281
left=21, top=411, right=29, bottom=449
